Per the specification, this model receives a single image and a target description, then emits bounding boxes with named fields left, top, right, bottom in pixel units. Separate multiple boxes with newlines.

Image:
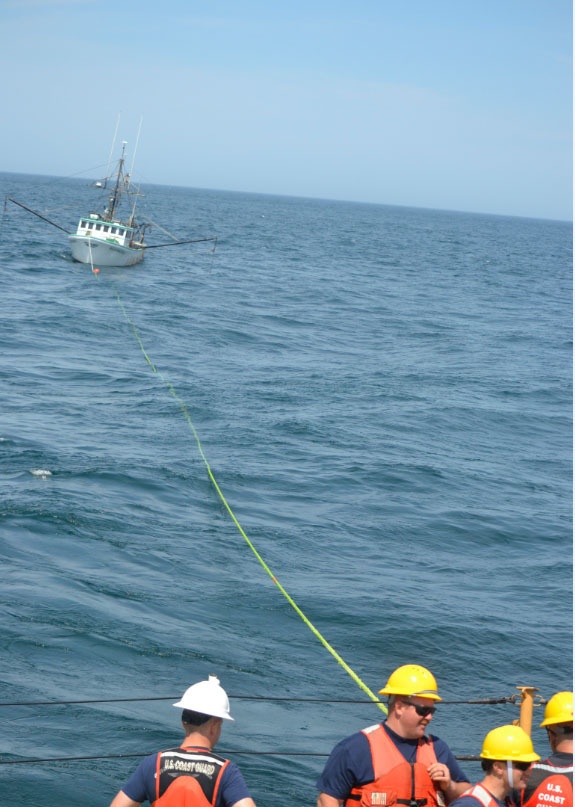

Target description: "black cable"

left=0, top=693, right=514, bottom=766
left=0, top=695, right=514, bottom=708
left=0, top=751, right=482, bottom=766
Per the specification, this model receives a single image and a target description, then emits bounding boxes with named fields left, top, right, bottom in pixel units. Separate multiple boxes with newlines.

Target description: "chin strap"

left=506, top=760, right=514, bottom=790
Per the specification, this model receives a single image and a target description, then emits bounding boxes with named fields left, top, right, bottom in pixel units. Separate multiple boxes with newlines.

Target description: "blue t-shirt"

left=121, top=751, right=252, bottom=806
left=317, top=722, right=470, bottom=800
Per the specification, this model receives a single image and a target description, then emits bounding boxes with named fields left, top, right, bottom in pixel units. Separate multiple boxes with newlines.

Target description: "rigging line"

left=139, top=215, right=179, bottom=241
left=0, top=751, right=483, bottom=766
left=0, top=751, right=330, bottom=766
left=0, top=696, right=387, bottom=708
left=208, top=237, right=219, bottom=271
left=88, top=238, right=96, bottom=275
left=111, top=289, right=387, bottom=717
left=0, top=694, right=516, bottom=708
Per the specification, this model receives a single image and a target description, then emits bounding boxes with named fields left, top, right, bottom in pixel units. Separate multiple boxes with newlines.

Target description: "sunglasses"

left=402, top=700, right=436, bottom=717
left=512, top=762, right=531, bottom=772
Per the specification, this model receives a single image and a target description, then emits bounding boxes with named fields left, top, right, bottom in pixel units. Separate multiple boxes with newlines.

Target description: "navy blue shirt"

left=121, top=750, right=252, bottom=806
left=317, top=722, right=469, bottom=800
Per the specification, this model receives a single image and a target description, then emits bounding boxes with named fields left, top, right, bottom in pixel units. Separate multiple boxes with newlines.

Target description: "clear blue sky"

left=1, top=0, right=572, bottom=220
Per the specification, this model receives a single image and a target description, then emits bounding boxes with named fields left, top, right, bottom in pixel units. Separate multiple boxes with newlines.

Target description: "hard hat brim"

left=378, top=686, right=442, bottom=702
left=480, top=750, right=540, bottom=762
left=540, top=717, right=573, bottom=727
left=172, top=701, right=234, bottom=720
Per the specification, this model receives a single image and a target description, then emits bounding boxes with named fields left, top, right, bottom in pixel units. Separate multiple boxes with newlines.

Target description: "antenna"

left=130, top=115, right=144, bottom=176
left=105, top=113, right=121, bottom=179
left=128, top=117, right=144, bottom=226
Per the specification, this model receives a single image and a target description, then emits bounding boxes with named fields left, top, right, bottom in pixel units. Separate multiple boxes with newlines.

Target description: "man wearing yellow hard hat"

left=316, top=664, right=471, bottom=807
left=449, top=725, right=540, bottom=807
left=522, top=691, right=573, bottom=807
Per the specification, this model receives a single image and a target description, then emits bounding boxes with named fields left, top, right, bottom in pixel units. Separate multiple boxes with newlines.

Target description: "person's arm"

left=109, top=753, right=156, bottom=807
left=430, top=739, right=471, bottom=803
left=109, top=791, right=141, bottom=807
left=316, top=731, right=368, bottom=807
left=427, top=759, right=471, bottom=803
left=219, top=761, right=257, bottom=807
left=444, top=781, right=471, bottom=802
left=317, top=794, right=343, bottom=807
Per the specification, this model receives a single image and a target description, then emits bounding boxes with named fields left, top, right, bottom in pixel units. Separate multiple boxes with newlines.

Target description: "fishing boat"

left=5, top=133, right=216, bottom=268
left=67, top=140, right=147, bottom=267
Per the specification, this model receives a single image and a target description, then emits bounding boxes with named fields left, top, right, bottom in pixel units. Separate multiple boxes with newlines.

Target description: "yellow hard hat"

left=480, top=725, right=540, bottom=763
left=378, top=664, right=442, bottom=701
left=540, top=692, right=574, bottom=728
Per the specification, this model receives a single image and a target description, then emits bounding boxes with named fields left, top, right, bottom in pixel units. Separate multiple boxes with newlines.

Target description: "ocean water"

left=0, top=172, right=572, bottom=807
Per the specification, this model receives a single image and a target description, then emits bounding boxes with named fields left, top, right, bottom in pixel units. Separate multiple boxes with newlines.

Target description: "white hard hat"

left=173, top=675, right=234, bottom=721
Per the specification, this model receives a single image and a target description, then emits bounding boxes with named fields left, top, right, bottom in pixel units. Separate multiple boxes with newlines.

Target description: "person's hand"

left=427, top=762, right=452, bottom=791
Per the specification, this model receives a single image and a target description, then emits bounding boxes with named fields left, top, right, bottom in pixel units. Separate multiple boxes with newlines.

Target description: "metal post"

left=516, top=686, right=539, bottom=736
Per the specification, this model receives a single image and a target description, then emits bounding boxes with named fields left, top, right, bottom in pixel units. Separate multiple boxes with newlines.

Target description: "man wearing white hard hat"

left=109, top=675, right=257, bottom=807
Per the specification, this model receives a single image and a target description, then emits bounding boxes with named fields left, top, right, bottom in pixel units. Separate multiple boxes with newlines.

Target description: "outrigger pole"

left=4, top=195, right=217, bottom=252
left=4, top=197, right=69, bottom=233
left=143, top=236, right=218, bottom=249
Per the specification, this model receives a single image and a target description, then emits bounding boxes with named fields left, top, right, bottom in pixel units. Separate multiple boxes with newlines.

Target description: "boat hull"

left=68, top=235, right=145, bottom=267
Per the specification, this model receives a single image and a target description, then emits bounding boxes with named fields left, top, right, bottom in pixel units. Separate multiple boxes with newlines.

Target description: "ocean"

left=0, top=172, right=572, bottom=806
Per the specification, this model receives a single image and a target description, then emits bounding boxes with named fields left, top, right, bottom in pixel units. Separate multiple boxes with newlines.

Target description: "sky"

left=0, top=0, right=572, bottom=220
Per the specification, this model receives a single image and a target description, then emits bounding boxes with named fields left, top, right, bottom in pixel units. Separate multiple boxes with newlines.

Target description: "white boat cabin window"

left=80, top=219, right=130, bottom=240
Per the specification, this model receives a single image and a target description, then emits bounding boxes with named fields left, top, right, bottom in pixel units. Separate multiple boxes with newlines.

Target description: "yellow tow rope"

left=112, top=287, right=387, bottom=715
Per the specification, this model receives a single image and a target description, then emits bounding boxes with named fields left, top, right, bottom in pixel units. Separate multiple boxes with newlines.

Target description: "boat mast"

left=106, top=140, right=127, bottom=221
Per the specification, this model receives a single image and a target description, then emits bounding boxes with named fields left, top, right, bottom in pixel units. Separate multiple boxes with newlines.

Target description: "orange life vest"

left=459, top=783, right=512, bottom=807
left=151, top=746, right=229, bottom=807
left=345, top=724, right=445, bottom=807
left=522, top=761, right=573, bottom=807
